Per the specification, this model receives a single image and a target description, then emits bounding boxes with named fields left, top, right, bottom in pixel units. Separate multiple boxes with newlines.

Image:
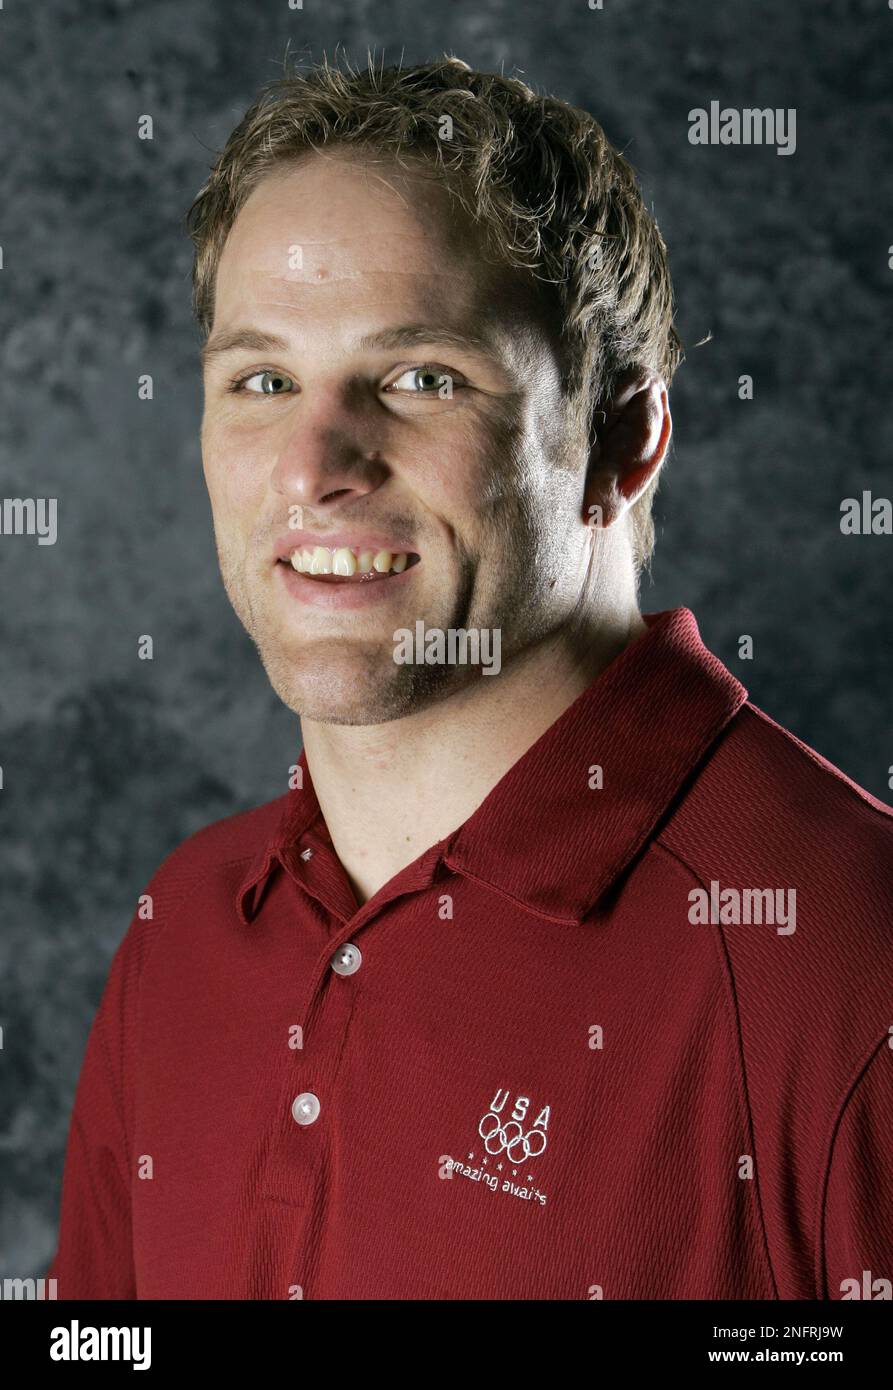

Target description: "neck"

left=301, top=599, right=647, bottom=906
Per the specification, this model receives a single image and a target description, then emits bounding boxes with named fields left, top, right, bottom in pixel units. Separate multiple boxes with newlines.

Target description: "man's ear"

left=583, top=368, right=672, bottom=529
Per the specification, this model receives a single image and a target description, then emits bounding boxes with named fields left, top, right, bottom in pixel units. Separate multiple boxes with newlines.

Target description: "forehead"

left=211, top=151, right=559, bottom=350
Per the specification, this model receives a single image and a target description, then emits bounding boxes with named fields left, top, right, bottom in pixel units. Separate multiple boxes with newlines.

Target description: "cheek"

left=433, top=409, right=531, bottom=521
left=201, top=419, right=266, bottom=518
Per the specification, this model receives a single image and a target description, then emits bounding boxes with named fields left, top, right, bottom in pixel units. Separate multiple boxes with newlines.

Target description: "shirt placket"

left=256, top=826, right=443, bottom=1210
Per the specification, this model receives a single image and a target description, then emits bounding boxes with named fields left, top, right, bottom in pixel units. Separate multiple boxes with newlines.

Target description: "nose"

left=269, top=383, right=390, bottom=509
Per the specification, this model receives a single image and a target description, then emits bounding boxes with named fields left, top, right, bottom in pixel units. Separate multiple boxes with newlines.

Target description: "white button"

left=331, top=943, right=362, bottom=977
left=291, top=1092, right=320, bottom=1126
left=300, top=847, right=314, bottom=861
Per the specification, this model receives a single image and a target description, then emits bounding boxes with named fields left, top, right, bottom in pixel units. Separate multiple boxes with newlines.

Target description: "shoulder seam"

left=649, top=838, right=781, bottom=1297
left=815, top=1033, right=891, bottom=1300
left=742, top=703, right=893, bottom=823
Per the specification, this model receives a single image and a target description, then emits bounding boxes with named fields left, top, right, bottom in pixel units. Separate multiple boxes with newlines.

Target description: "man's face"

left=200, top=151, right=591, bottom=724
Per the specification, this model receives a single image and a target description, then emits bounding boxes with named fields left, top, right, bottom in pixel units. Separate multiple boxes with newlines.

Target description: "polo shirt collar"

left=237, top=607, right=747, bottom=927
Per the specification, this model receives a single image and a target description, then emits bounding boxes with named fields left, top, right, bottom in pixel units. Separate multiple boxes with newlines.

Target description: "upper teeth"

left=290, top=545, right=410, bottom=576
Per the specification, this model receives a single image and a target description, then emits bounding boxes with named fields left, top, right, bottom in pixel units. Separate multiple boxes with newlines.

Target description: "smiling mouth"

left=279, top=545, right=421, bottom=584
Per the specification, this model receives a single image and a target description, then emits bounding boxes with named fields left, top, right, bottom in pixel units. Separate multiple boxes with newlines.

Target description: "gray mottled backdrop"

left=1, top=0, right=891, bottom=1279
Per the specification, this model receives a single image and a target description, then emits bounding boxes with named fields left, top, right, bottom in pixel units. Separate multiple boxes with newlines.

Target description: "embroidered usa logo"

left=478, top=1088, right=550, bottom=1163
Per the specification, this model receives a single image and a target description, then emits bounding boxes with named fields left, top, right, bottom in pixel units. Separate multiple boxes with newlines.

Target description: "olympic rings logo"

left=478, top=1110, right=548, bottom=1162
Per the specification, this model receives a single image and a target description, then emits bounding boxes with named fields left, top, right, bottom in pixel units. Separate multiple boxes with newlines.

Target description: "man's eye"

left=226, top=364, right=461, bottom=398
left=387, top=366, right=459, bottom=396
left=229, top=369, right=295, bottom=395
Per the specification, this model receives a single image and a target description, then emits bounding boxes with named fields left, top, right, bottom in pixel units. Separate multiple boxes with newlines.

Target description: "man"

left=47, top=56, right=893, bottom=1300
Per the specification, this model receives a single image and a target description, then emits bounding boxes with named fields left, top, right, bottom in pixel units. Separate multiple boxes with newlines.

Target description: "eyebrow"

left=200, top=322, right=503, bottom=370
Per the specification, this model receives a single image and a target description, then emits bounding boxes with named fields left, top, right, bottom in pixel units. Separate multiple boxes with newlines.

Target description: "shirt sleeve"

left=822, top=1043, right=893, bottom=1300
left=44, top=924, right=142, bottom=1299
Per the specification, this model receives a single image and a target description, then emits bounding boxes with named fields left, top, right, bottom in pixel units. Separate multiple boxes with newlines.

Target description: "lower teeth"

left=297, top=568, right=392, bottom=583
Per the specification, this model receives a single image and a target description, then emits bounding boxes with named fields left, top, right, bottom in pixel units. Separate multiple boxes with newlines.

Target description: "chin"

left=259, top=644, right=446, bottom=725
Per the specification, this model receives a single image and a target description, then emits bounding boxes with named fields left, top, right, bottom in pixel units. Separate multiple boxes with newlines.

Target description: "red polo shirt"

left=46, top=606, right=893, bottom=1300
